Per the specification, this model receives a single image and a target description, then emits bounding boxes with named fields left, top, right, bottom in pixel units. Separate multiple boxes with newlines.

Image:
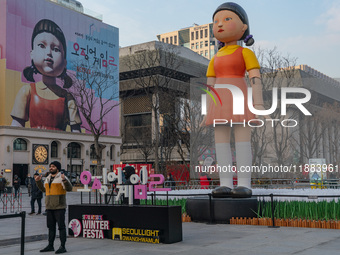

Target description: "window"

left=67, top=142, right=81, bottom=159
left=51, top=141, right=58, bottom=158
left=205, top=50, right=208, bottom=57
left=13, top=138, right=27, bottom=151
left=196, top=31, right=198, bottom=40
left=162, top=38, right=164, bottom=42
left=191, top=32, right=194, bottom=40
left=90, top=144, right=104, bottom=160
left=125, top=114, right=151, bottom=127
left=205, top=40, right=208, bottom=47
left=191, top=43, right=194, bottom=49
left=200, top=30, right=203, bottom=39
left=170, top=36, right=173, bottom=44
left=205, top=29, right=208, bottom=38
left=110, top=146, right=115, bottom=160
left=90, top=144, right=96, bottom=159
left=200, top=51, right=203, bottom=55
left=200, top=41, right=203, bottom=48
left=174, top=35, right=177, bottom=44
left=166, top=37, right=169, bottom=44
left=124, top=114, right=151, bottom=143
left=195, top=42, right=198, bottom=49
left=90, top=144, right=104, bottom=159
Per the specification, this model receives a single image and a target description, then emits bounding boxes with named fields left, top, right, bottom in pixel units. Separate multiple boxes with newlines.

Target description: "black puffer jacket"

left=31, top=180, right=43, bottom=199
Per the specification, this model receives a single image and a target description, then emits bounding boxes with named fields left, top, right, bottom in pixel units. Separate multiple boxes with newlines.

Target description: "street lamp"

left=66, top=145, right=75, bottom=175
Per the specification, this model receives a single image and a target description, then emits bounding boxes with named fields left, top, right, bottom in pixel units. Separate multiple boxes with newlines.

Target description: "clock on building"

left=32, top=144, right=49, bottom=165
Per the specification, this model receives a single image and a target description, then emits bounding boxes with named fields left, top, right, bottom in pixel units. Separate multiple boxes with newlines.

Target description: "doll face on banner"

left=30, top=32, right=67, bottom=77
left=213, top=10, right=247, bottom=43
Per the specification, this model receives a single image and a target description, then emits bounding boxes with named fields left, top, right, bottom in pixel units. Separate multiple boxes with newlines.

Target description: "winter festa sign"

left=78, top=167, right=170, bottom=205
left=68, top=214, right=161, bottom=243
left=69, top=215, right=110, bottom=239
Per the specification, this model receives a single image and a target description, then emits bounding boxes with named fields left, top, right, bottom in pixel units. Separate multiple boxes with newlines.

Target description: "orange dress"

left=29, top=83, right=67, bottom=130
left=205, top=46, right=258, bottom=125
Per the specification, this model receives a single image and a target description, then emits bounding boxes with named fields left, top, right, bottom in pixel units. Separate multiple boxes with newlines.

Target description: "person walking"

left=25, top=173, right=33, bottom=197
left=35, top=161, right=72, bottom=254
left=13, top=175, right=21, bottom=198
left=0, top=176, right=6, bottom=195
left=165, top=173, right=176, bottom=190
left=29, top=172, right=43, bottom=215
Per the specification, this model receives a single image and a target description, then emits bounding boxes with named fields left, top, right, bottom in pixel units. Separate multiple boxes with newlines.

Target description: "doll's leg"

left=214, top=126, right=233, bottom=187
left=234, top=126, right=252, bottom=188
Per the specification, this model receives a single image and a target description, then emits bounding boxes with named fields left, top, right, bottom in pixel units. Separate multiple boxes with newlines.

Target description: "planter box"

left=69, top=204, right=182, bottom=244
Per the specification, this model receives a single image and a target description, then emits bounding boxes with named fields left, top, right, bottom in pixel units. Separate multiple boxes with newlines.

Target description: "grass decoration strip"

left=256, top=200, right=340, bottom=221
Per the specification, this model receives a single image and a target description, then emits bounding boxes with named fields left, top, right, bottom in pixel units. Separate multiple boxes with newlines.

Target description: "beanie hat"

left=50, top=161, right=61, bottom=171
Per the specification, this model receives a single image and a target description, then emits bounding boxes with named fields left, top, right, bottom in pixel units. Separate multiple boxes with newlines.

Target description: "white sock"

left=235, top=142, right=252, bottom=188
left=215, top=143, right=233, bottom=188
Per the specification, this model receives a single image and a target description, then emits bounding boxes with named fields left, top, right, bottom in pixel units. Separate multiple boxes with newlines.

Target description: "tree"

left=173, top=82, right=215, bottom=179
left=120, top=42, right=183, bottom=173
left=316, top=102, right=340, bottom=171
left=252, top=47, right=300, bottom=167
left=71, top=60, right=119, bottom=176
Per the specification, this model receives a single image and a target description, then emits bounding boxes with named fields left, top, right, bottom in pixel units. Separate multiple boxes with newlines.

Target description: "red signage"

left=112, top=164, right=153, bottom=175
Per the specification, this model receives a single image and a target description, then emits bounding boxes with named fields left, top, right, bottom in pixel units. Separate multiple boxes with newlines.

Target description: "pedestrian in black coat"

left=29, top=173, right=43, bottom=215
left=13, top=175, right=21, bottom=198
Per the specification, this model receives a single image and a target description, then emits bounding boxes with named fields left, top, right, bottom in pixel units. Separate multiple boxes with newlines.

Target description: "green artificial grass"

left=256, top=200, right=340, bottom=221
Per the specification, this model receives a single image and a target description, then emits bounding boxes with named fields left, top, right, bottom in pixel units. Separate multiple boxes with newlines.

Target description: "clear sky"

left=79, top=0, right=340, bottom=78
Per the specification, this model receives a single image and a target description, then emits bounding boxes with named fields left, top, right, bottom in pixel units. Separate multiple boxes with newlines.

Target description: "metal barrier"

left=163, top=181, right=188, bottom=190
left=251, top=178, right=340, bottom=189
left=1, top=190, right=22, bottom=213
left=0, top=212, right=26, bottom=255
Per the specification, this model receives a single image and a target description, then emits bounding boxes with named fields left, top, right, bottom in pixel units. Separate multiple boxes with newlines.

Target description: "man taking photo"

left=35, top=161, right=72, bottom=254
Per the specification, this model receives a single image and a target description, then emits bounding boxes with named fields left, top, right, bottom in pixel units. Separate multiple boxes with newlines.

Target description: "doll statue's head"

left=23, top=19, right=72, bottom=88
left=213, top=2, right=254, bottom=47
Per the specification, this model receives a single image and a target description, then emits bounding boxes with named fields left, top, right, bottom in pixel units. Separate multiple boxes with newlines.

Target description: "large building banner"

left=0, top=0, right=119, bottom=136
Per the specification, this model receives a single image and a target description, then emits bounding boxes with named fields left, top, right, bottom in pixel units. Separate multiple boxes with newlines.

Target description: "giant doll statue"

left=206, top=3, right=265, bottom=195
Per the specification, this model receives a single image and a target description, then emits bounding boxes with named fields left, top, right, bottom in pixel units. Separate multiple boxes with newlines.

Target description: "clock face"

left=33, top=145, right=48, bottom=164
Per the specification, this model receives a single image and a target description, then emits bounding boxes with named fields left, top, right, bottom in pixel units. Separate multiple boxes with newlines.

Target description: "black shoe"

left=40, top=245, right=54, bottom=252
left=28, top=212, right=35, bottom=215
left=55, top=246, right=67, bottom=254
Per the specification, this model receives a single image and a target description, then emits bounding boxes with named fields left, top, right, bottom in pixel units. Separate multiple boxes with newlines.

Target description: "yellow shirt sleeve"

left=206, top=55, right=216, bottom=77
left=242, top=48, right=260, bottom=71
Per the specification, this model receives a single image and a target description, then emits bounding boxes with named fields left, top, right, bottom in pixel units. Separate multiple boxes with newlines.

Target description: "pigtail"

left=60, top=69, right=73, bottom=88
left=244, top=35, right=254, bottom=46
left=218, top=41, right=225, bottom=50
left=23, top=61, right=38, bottom=82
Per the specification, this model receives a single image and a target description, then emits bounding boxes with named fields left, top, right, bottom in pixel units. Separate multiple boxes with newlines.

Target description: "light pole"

left=66, top=145, right=73, bottom=175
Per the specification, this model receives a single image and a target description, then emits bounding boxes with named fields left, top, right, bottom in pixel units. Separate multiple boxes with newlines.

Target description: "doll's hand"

left=254, top=104, right=272, bottom=120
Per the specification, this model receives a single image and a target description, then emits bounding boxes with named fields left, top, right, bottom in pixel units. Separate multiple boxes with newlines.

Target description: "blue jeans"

left=14, top=188, right=20, bottom=198
left=31, top=197, right=42, bottom=213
